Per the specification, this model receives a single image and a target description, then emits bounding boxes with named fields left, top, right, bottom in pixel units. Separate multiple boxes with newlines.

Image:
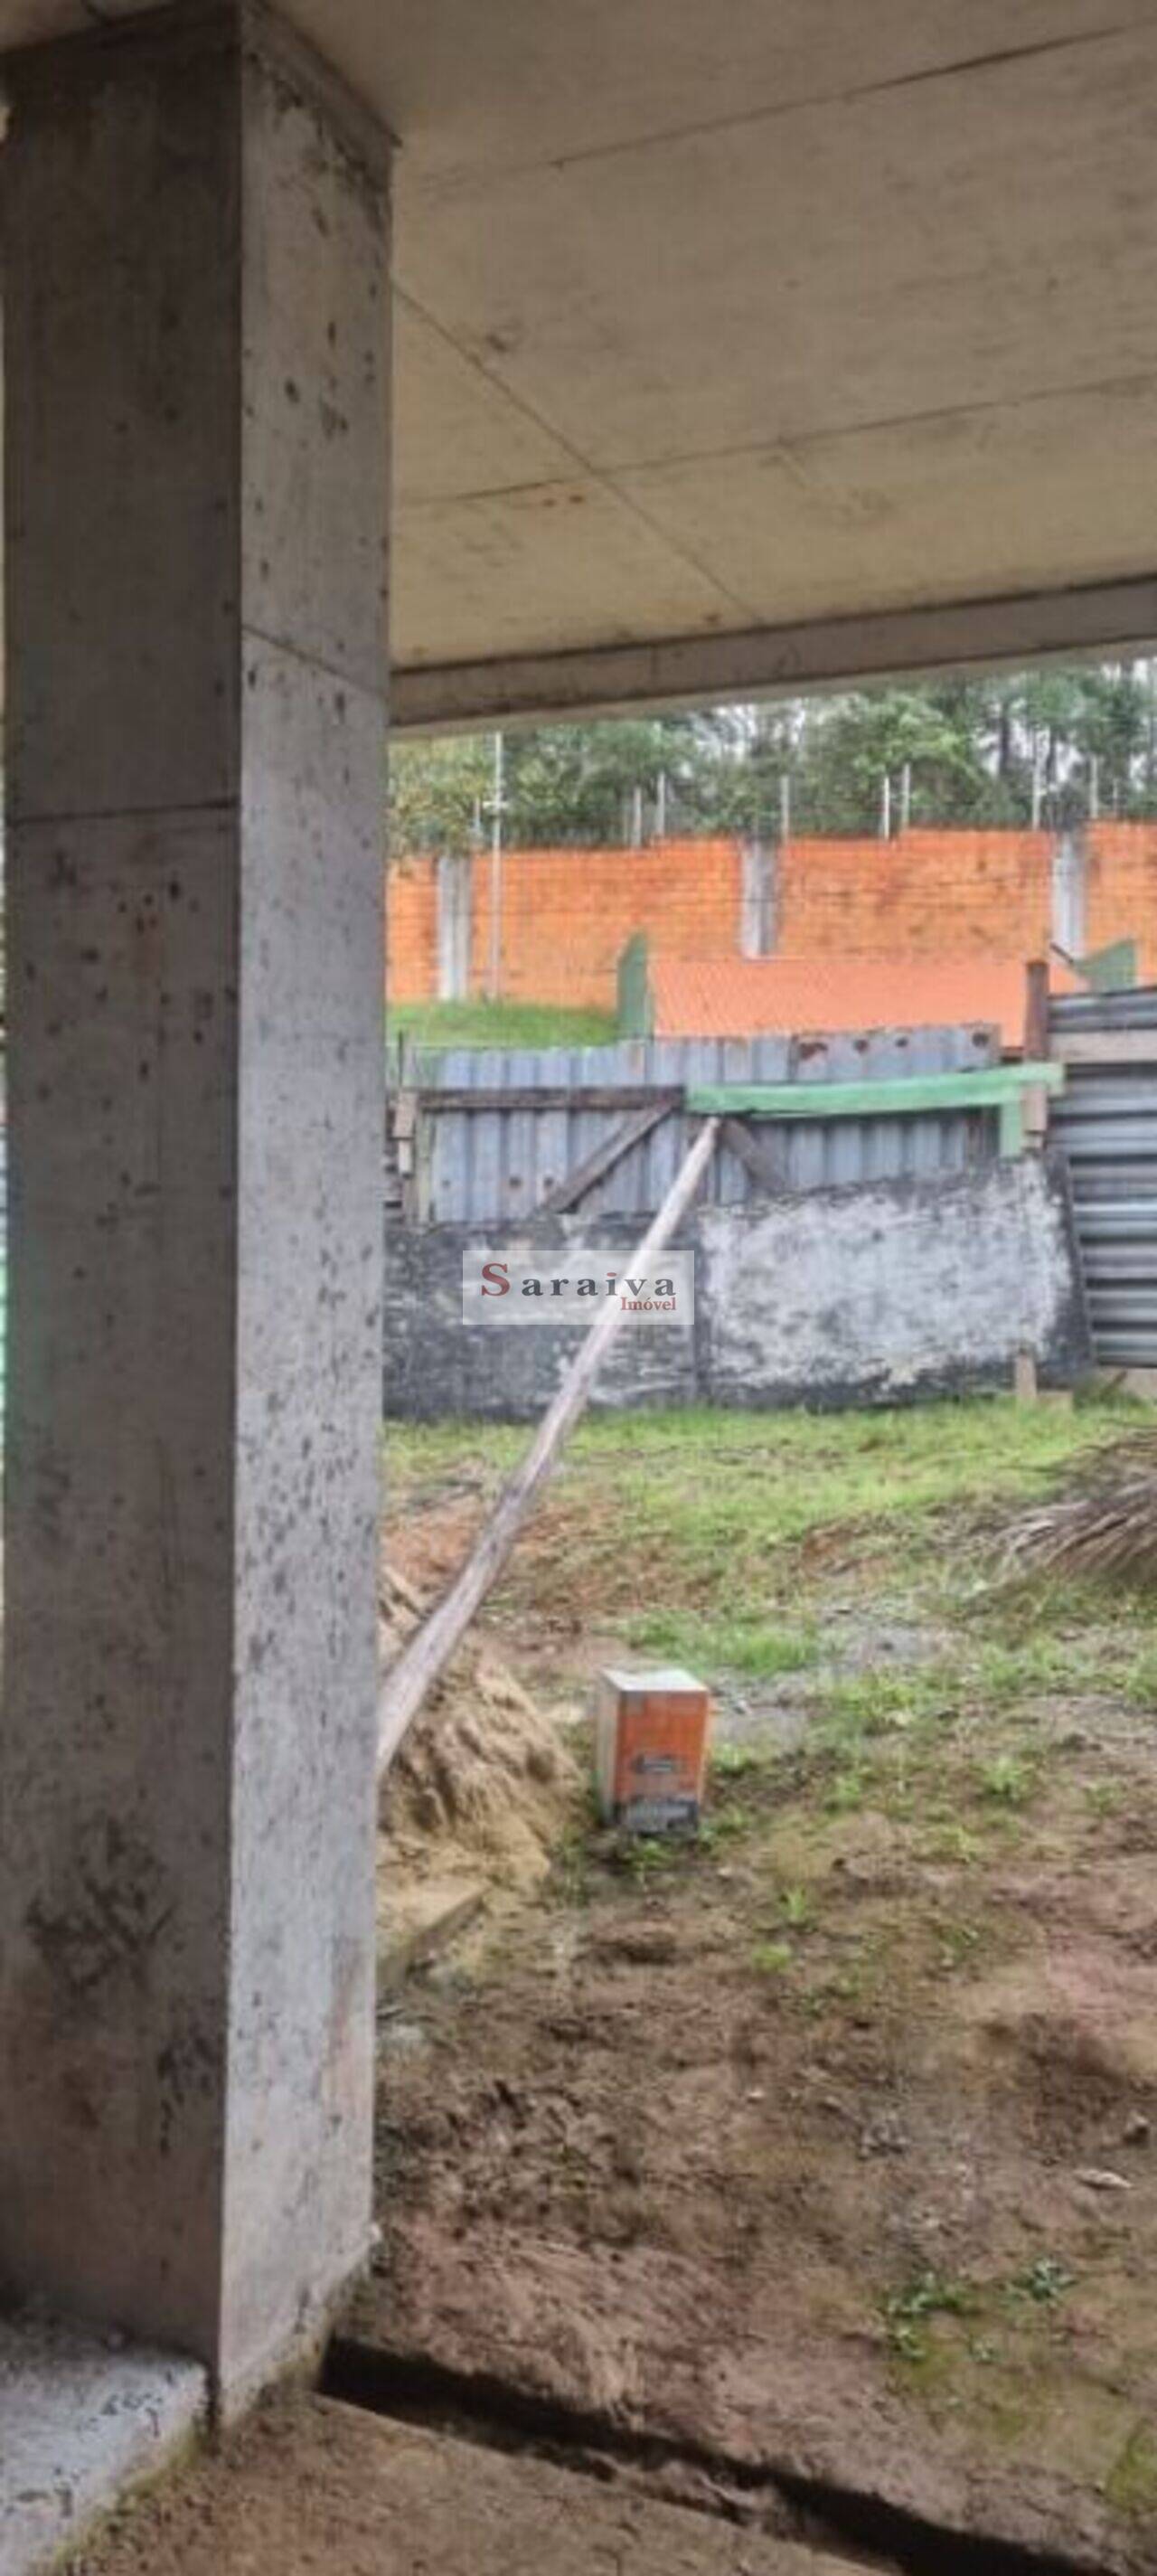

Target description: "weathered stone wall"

left=382, top=1156, right=1090, bottom=1422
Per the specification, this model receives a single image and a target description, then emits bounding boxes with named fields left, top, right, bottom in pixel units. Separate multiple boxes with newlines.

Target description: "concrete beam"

left=0, top=0, right=390, bottom=2402
left=390, top=575, right=1157, bottom=733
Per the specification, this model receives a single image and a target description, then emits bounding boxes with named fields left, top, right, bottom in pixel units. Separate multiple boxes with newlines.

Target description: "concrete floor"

left=0, top=2311, right=205, bottom=2576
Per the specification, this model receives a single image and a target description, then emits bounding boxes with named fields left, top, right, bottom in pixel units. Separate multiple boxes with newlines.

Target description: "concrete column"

left=0, top=2, right=390, bottom=2401
left=739, top=836, right=775, bottom=957
left=1051, top=826, right=1088, bottom=959
left=437, top=852, right=473, bottom=999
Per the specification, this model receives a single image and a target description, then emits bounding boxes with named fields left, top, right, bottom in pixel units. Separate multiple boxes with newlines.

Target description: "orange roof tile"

left=650, top=955, right=1082, bottom=1052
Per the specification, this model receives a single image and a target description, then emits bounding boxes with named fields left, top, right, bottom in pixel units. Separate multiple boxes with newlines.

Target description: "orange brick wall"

left=1086, top=823, right=1157, bottom=978
left=776, top=830, right=1055, bottom=959
left=470, top=839, right=742, bottom=1008
left=386, top=824, right=1157, bottom=1006
left=388, top=859, right=438, bottom=1002
left=387, top=838, right=742, bottom=1009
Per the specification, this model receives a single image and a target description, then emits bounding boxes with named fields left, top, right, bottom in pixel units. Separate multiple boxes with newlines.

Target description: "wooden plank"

left=1051, top=1030, right=1157, bottom=1066
left=686, top=1062, right=1063, bottom=1120
left=378, top=1118, right=721, bottom=1775
left=538, top=1097, right=676, bottom=1215
left=416, top=1084, right=683, bottom=1114
left=1024, top=958, right=1050, bottom=1062
left=720, top=1117, right=789, bottom=1195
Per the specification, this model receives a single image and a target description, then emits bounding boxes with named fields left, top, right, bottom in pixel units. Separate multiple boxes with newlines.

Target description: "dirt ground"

left=71, top=2394, right=861, bottom=2576
left=360, top=1401, right=1157, bottom=2573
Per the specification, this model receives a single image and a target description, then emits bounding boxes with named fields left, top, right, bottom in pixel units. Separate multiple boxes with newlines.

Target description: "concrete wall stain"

left=382, top=1158, right=1090, bottom=1424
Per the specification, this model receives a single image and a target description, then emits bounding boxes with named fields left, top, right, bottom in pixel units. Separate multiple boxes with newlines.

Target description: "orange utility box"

left=595, top=1666, right=711, bottom=1835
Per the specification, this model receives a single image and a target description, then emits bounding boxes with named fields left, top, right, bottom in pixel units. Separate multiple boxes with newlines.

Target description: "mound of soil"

left=378, top=1565, right=580, bottom=1900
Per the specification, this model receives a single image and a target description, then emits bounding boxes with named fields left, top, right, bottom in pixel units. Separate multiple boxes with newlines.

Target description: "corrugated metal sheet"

left=1049, top=986, right=1157, bottom=1365
left=400, top=1023, right=1000, bottom=1224
left=1052, top=987, right=1157, bottom=1032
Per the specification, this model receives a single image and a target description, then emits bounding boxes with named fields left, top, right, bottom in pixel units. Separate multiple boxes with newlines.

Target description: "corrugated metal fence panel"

left=409, top=1022, right=1001, bottom=1224
left=1049, top=985, right=1157, bottom=1366
left=1051, top=988, right=1157, bottom=1032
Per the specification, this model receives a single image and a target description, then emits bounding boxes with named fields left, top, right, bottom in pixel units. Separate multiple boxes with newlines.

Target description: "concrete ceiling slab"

left=616, top=377, right=1157, bottom=628
left=392, top=297, right=577, bottom=507
left=394, top=476, right=743, bottom=668
left=107, top=0, right=1157, bottom=184
left=396, top=28, right=1157, bottom=469
left=1, top=0, right=85, bottom=38
left=4, top=0, right=1157, bottom=708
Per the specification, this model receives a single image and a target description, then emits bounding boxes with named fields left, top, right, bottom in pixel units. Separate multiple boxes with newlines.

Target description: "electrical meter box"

left=595, top=1665, right=711, bottom=1835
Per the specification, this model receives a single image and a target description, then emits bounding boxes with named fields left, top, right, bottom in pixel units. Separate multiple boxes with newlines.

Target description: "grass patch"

left=623, top=1835, right=687, bottom=1886
left=384, top=1395, right=1137, bottom=1635
left=780, top=1884, right=814, bottom=1929
left=1106, top=2421, right=1157, bottom=2520
left=625, top=1606, right=819, bottom=1678
left=752, top=1939, right=794, bottom=1976
left=388, top=998, right=616, bottom=1052
left=882, top=2269, right=974, bottom=2363
left=818, top=1665, right=959, bottom=1748
left=382, top=1394, right=1157, bottom=1878
left=826, top=1769, right=866, bottom=1814
left=978, top=1752, right=1036, bottom=1807
left=1005, top=2257, right=1076, bottom=2307
left=711, top=1741, right=769, bottom=1782
left=1123, top=1647, right=1157, bottom=1709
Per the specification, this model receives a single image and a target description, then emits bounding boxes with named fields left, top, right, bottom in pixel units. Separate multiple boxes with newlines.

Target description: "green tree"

left=389, top=733, right=493, bottom=858
left=388, top=660, right=1157, bottom=856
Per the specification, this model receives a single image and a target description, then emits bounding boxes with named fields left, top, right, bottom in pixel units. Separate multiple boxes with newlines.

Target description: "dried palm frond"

left=1002, top=1430, right=1157, bottom=1582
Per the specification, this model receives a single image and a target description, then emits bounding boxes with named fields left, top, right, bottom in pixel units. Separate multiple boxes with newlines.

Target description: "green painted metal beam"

left=685, top=1062, right=1063, bottom=1122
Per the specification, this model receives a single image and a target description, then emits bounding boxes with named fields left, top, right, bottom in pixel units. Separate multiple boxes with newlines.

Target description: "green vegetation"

left=780, top=1885, right=813, bottom=1929
left=625, top=1606, right=818, bottom=1677
left=1105, top=2423, right=1157, bottom=2521
left=388, top=1387, right=1124, bottom=1512
left=385, top=1392, right=1157, bottom=1940
left=751, top=1939, right=794, bottom=1977
left=385, top=1396, right=1157, bottom=1754
left=386, top=1392, right=1157, bottom=1684
left=882, top=2258, right=1081, bottom=2369
left=534, top=1396, right=1123, bottom=1599
left=1006, top=2258, right=1077, bottom=2307
left=390, top=660, right=1157, bottom=854
left=710, top=1742, right=767, bottom=1783
left=388, top=997, right=616, bottom=1052
left=978, top=1752, right=1036, bottom=1807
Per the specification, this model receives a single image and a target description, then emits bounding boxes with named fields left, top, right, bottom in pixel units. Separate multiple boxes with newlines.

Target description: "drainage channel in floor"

left=322, top=2334, right=1096, bottom=2576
